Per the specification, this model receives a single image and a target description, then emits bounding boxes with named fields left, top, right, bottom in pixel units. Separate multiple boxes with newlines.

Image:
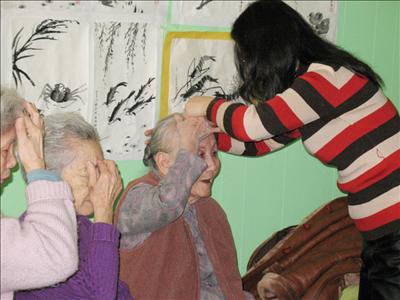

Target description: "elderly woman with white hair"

left=0, top=88, right=78, bottom=300
left=115, top=114, right=252, bottom=300
left=16, top=112, right=133, bottom=300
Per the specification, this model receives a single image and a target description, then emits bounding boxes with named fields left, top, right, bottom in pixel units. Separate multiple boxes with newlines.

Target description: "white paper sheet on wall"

left=93, top=20, right=159, bottom=160
left=1, top=6, right=161, bottom=161
left=0, top=0, right=84, bottom=11
left=171, top=0, right=337, bottom=42
left=9, top=17, right=90, bottom=117
left=0, top=0, right=168, bottom=15
left=285, top=1, right=337, bottom=42
left=171, top=0, right=250, bottom=28
left=93, top=0, right=168, bottom=16
left=167, top=35, right=240, bottom=114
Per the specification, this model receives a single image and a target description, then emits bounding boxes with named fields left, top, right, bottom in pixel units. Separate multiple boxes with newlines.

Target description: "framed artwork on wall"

left=161, top=31, right=241, bottom=117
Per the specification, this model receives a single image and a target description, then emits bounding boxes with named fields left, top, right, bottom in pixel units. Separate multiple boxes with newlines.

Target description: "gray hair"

left=44, top=112, right=100, bottom=176
left=143, top=113, right=181, bottom=171
left=0, top=87, right=24, bottom=133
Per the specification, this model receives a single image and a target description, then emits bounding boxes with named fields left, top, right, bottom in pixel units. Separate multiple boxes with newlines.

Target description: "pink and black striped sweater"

left=206, top=63, right=399, bottom=240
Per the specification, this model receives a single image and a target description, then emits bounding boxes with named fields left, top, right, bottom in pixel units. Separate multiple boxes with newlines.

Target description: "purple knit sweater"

left=16, top=216, right=133, bottom=300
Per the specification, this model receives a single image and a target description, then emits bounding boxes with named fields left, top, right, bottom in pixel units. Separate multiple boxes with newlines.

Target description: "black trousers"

left=358, top=228, right=400, bottom=300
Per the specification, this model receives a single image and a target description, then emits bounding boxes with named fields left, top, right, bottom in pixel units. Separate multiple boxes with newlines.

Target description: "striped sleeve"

left=215, top=129, right=301, bottom=157
left=206, top=65, right=369, bottom=142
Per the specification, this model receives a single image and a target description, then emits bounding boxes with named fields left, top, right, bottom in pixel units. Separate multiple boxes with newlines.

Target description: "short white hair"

left=44, top=112, right=101, bottom=175
left=0, top=87, right=24, bottom=133
left=143, top=113, right=181, bottom=171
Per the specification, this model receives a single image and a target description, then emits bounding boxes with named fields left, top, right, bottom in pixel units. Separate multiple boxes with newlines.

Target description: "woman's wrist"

left=26, top=169, right=60, bottom=183
left=23, top=160, right=45, bottom=173
left=94, top=207, right=114, bottom=224
left=90, top=222, right=120, bottom=244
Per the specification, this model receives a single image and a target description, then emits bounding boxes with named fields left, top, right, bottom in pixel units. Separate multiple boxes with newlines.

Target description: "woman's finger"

left=22, top=114, right=38, bottom=136
left=105, top=160, right=118, bottom=178
left=97, top=160, right=109, bottom=178
left=15, top=117, right=28, bottom=143
left=144, top=129, right=153, bottom=137
left=22, top=101, right=37, bottom=115
left=86, top=161, right=98, bottom=188
left=209, top=127, right=222, bottom=134
left=23, top=102, right=41, bottom=128
left=39, top=116, right=45, bottom=130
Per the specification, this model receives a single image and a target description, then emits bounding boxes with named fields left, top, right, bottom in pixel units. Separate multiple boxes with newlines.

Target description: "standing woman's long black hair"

left=231, top=0, right=383, bottom=102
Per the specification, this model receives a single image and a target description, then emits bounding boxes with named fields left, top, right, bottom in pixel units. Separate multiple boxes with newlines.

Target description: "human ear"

left=154, top=152, right=173, bottom=176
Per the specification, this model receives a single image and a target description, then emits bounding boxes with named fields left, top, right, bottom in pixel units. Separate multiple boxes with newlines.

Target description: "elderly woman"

left=0, top=88, right=78, bottom=300
left=115, top=114, right=251, bottom=299
left=16, top=112, right=133, bottom=300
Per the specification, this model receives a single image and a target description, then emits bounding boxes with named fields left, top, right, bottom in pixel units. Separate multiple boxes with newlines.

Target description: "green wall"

left=1, top=1, right=399, bottom=275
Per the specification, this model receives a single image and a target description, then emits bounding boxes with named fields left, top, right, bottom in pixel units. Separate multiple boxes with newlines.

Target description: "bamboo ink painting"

left=93, top=20, right=158, bottom=160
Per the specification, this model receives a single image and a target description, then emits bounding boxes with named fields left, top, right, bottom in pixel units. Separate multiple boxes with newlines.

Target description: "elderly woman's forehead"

left=199, top=134, right=216, bottom=148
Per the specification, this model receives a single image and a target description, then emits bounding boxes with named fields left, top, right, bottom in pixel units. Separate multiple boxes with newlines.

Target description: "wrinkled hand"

left=184, top=96, right=214, bottom=117
left=15, top=102, right=45, bottom=173
left=143, top=115, right=221, bottom=148
left=87, top=160, right=122, bottom=224
left=176, top=116, right=220, bottom=153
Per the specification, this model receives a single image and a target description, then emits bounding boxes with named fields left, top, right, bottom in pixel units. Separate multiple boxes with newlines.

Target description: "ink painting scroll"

left=93, top=20, right=159, bottom=160
left=171, top=0, right=337, bottom=42
left=1, top=1, right=162, bottom=160
left=1, top=0, right=167, bottom=15
left=161, top=32, right=241, bottom=117
left=9, top=17, right=90, bottom=117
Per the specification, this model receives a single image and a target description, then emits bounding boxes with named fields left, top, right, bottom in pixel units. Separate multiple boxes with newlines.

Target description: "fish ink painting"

left=9, top=17, right=89, bottom=116
left=94, top=21, right=158, bottom=160
left=106, top=78, right=155, bottom=125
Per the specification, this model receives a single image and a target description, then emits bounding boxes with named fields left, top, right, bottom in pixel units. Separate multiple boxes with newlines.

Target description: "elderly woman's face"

left=61, top=139, right=103, bottom=216
left=0, top=128, right=17, bottom=185
left=190, top=134, right=220, bottom=199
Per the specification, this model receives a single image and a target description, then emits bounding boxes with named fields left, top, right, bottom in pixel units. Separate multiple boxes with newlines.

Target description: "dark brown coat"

left=114, top=172, right=245, bottom=300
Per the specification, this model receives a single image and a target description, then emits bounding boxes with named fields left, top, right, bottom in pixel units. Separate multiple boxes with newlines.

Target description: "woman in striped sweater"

left=184, top=1, right=399, bottom=299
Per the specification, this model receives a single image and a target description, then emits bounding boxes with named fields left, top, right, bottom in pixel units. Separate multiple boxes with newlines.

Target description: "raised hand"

left=15, top=102, right=45, bottom=173
left=87, top=160, right=122, bottom=224
left=175, top=115, right=219, bottom=154
left=184, top=96, right=214, bottom=117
